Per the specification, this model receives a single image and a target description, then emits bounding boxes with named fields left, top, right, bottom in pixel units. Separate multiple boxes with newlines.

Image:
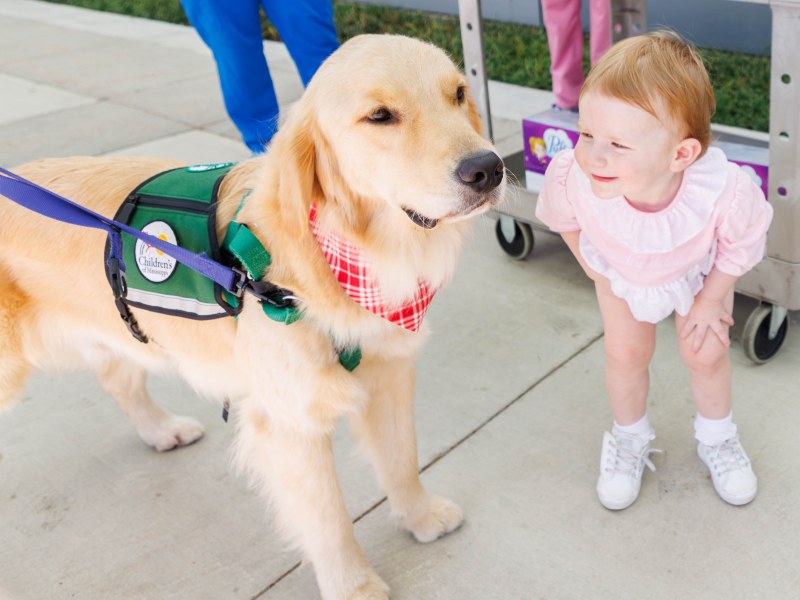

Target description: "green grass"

left=43, top=0, right=770, bottom=132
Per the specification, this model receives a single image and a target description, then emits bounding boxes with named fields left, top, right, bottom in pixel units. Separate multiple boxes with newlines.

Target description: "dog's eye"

left=367, top=108, right=394, bottom=123
left=456, top=86, right=466, bottom=104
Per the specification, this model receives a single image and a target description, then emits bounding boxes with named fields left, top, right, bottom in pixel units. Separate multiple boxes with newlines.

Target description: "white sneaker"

left=697, top=435, right=757, bottom=506
left=596, top=430, right=661, bottom=510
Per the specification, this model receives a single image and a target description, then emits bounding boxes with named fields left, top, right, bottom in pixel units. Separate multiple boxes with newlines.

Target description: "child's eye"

left=579, top=132, right=593, bottom=140
left=611, top=142, right=630, bottom=150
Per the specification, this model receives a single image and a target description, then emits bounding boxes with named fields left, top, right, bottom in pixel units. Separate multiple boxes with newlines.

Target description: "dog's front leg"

left=95, top=358, right=204, bottom=451
left=349, top=358, right=464, bottom=543
left=234, top=406, right=390, bottom=600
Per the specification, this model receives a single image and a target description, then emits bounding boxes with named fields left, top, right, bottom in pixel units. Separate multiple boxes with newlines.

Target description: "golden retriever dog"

left=0, top=34, right=504, bottom=599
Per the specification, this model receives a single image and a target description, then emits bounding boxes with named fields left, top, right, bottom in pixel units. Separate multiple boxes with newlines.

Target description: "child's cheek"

left=574, top=143, right=589, bottom=176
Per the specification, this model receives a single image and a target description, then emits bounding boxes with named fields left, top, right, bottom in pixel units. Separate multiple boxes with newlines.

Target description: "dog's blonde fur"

left=0, top=35, right=504, bottom=599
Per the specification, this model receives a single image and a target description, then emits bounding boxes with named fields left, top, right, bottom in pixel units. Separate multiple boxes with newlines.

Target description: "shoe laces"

left=705, top=435, right=750, bottom=474
left=604, top=432, right=661, bottom=477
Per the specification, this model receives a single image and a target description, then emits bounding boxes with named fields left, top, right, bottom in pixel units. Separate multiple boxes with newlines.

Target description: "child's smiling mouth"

left=592, top=174, right=617, bottom=183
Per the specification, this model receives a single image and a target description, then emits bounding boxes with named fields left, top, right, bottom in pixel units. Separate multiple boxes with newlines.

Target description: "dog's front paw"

left=139, top=415, right=205, bottom=452
left=345, top=573, right=390, bottom=600
left=402, top=495, right=464, bottom=544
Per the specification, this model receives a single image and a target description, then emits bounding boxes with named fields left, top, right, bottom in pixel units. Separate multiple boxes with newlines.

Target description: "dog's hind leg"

left=95, top=358, right=204, bottom=452
left=349, top=358, right=464, bottom=544
left=0, top=278, right=33, bottom=411
left=234, top=409, right=390, bottom=600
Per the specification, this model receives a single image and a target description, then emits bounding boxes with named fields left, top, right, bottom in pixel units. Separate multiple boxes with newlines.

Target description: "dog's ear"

left=274, top=101, right=321, bottom=237
left=272, top=84, right=365, bottom=238
left=311, top=123, right=364, bottom=233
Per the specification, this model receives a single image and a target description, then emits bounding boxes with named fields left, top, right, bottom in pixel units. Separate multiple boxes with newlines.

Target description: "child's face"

left=574, top=92, right=686, bottom=208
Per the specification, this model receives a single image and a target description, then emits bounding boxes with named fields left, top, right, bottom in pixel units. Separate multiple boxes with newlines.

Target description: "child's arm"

left=680, top=268, right=737, bottom=352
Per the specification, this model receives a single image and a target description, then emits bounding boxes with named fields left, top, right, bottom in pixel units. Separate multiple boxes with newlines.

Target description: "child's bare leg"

left=676, top=288, right=756, bottom=505
left=674, top=288, right=734, bottom=419
left=594, top=283, right=659, bottom=510
left=595, top=284, right=656, bottom=424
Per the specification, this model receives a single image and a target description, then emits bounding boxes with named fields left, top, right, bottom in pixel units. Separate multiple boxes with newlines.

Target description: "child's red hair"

left=581, top=31, right=715, bottom=155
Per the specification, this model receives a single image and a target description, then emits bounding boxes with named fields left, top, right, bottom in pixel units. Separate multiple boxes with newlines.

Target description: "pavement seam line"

left=251, top=330, right=604, bottom=598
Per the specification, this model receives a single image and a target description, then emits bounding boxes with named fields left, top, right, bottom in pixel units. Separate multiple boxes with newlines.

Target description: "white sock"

left=613, top=413, right=653, bottom=440
left=694, top=412, right=738, bottom=446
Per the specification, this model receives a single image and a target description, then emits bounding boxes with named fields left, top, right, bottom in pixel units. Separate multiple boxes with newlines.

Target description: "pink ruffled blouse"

left=535, top=148, right=774, bottom=323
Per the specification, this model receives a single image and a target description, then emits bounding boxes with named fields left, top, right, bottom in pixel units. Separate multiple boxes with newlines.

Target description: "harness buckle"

left=248, top=279, right=297, bottom=309
left=113, top=296, right=149, bottom=343
left=231, top=266, right=250, bottom=298
left=107, top=243, right=147, bottom=344
left=107, top=257, right=127, bottom=298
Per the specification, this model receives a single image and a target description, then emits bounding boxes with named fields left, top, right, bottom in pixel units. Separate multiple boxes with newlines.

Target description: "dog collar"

left=309, top=204, right=436, bottom=332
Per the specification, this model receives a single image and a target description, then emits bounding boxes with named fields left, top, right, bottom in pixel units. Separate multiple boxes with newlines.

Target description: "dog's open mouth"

left=403, top=207, right=438, bottom=229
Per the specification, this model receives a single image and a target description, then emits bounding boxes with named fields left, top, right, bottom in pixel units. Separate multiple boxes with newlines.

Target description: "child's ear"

left=671, top=138, right=703, bottom=172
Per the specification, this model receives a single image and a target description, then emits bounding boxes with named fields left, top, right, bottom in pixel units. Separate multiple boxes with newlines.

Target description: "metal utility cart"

left=458, top=0, right=799, bottom=363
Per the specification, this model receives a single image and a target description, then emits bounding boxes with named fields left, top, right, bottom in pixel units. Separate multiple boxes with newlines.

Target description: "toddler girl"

left=535, top=31, right=773, bottom=510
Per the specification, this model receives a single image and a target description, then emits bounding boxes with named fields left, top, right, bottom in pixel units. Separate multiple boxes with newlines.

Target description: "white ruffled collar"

left=576, top=147, right=728, bottom=253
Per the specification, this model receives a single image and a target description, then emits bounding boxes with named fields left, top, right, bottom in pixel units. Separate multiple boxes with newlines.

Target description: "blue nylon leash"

left=0, top=165, right=360, bottom=372
left=0, top=166, right=241, bottom=294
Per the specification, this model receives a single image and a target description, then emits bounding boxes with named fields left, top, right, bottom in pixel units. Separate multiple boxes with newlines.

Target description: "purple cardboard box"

left=522, top=108, right=580, bottom=192
left=521, top=108, right=770, bottom=199
left=714, top=139, right=770, bottom=199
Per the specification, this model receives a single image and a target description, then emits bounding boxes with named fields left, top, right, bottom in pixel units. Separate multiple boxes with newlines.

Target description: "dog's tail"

left=0, top=264, right=32, bottom=411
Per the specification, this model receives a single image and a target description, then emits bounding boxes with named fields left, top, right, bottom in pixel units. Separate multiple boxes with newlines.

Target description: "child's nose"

left=586, top=144, right=608, bottom=168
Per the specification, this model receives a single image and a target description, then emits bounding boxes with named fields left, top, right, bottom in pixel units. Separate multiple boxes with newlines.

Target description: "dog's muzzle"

left=401, top=150, right=504, bottom=229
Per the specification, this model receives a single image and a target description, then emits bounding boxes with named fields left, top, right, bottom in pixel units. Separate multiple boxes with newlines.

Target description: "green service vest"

left=108, top=162, right=239, bottom=320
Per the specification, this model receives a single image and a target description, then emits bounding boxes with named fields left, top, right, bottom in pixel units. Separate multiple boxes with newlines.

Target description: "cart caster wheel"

left=496, top=217, right=534, bottom=260
left=742, top=303, right=789, bottom=364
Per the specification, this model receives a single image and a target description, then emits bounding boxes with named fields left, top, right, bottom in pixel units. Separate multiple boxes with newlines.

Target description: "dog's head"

left=271, top=34, right=505, bottom=237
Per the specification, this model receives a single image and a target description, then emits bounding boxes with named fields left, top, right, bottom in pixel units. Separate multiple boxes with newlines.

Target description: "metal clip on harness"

left=107, top=256, right=148, bottom=343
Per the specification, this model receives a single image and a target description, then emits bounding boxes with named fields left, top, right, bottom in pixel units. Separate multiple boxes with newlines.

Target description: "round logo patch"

left=135, top=221, right=178, bottom=283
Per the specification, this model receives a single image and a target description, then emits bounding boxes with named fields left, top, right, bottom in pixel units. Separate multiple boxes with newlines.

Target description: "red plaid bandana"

left=309, top=204, right=436, bottom=331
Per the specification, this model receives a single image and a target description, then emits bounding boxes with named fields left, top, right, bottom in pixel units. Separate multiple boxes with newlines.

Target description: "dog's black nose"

left=456, top=151, right=504, bottom=192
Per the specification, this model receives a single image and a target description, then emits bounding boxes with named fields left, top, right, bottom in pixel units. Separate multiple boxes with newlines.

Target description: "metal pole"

left=765, top=0, right=800, bottom=262
left=733, top=0, right=800, bottom=309
left=458, top=0, right=493, bottom=141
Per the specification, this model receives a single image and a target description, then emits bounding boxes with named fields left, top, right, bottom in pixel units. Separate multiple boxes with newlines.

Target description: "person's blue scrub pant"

left=181, top=0, right=339, bottom=153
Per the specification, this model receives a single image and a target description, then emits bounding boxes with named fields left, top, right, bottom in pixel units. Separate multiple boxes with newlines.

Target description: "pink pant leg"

left=589, top=0, right=612, bottom=65
left=541, top=0, right=584, bottom=110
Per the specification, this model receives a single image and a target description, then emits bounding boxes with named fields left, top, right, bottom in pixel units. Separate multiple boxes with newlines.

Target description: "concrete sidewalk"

left=1, top=2, right=798, bottom=599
